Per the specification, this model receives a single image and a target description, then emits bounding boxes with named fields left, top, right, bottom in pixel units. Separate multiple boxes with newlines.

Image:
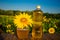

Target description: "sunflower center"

left=20, top=18, right=27, bottom=23
left=50, top=29, right=53, bottom=32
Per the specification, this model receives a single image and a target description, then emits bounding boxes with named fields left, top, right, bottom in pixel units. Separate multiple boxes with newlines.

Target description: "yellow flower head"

left=43, top=16, right=46, bottom=19
left=43, top=16, right=47, bottom=22
left=6, top=24, right=11, bottom=28
left=14, top=12, right=33, bottom=29
left=48, top=27, right=55, bottom=34
left=11, top=32, right=14, bottom=34
left=6, top=30, right=13, bottom=33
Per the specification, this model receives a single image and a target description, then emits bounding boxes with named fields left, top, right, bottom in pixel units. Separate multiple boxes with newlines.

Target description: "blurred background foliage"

left=0, top=9, right=60, bottom=34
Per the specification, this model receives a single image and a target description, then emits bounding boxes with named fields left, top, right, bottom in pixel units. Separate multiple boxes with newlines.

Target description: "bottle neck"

left=36, top=8, right=40, bottom=10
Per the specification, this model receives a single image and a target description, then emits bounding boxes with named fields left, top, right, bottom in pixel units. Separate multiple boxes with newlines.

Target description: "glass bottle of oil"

left=32, top=5, right=43, bottom=40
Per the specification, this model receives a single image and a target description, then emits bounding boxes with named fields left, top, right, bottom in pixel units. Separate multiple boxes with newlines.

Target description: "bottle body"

left=32, top=9, right=43, bottom=40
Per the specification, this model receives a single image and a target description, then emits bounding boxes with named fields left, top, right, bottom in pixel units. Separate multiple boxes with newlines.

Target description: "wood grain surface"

left=0, top=33, right=60, bottom=40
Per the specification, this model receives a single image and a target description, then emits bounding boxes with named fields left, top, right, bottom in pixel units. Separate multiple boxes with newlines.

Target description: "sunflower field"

left=0, top=12, right=60, bottom=35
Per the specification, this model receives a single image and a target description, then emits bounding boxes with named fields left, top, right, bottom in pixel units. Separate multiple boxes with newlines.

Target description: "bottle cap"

left=36, top=5, right=41, bottom=9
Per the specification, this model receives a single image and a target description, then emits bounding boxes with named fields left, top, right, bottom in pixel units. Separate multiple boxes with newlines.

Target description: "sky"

left=0, top=0, right=60, bottom=13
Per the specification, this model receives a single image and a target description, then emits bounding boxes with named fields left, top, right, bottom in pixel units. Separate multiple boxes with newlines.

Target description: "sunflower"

left=48, top=27, right=55, bottom=34
left=43, top=16, right=47, bottom=22
left=6, top=30, right=14, bottom=34
left=14, top=12, right=33, bottom=29
left=6, top=30, right=13, bottom=33
left=6, top=24, right=11, bottom=28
